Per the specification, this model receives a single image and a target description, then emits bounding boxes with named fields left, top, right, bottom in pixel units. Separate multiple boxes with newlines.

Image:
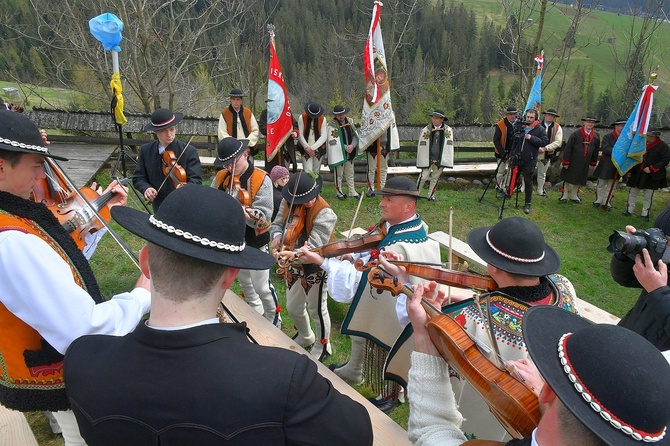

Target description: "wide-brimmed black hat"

left=505, top=106, right=518, bottom=114
left=214, top=137, right=249, bottom=167
left=144, top=108, right=183, bottom=132
left=304, top=102, right=324, bottom=119
left=467, top=217, right=560, bottom=276
left=612, top=117, right=627, bottom=126
left=647, top=127, right=663, bottom=137
left=372, top=176, right=423, bottom=198
left=333, top=105, right=349, bottom=115
left=112, top=185, right=275, bottom=270
left=581, top=114, right=600, bottom=123
left=0, top=110, right=68, bottom=161
left=281, top=172, right=323, bottom=205
left=228, top=88, right=246, bottom=98
left=542, top=108, right=560, bottom=117
left=524, top=306, right=670, bottom=446
left=430, top=110, right=447, bottom=121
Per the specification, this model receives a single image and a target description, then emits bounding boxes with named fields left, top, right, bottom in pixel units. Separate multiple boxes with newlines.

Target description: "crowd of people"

left=2, top=96, right=670, bottom=446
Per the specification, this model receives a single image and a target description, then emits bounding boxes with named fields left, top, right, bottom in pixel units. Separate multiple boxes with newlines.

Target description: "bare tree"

left=5, top=0, right=258, bottom=114
left=611, top=0, right=666, bottom=114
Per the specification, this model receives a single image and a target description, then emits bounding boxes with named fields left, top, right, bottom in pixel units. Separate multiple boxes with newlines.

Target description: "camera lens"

left=608, top=231, right=648, bottom=255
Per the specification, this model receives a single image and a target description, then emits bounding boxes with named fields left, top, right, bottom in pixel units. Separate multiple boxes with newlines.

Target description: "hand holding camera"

left=608, top=225, right=670, bottom=291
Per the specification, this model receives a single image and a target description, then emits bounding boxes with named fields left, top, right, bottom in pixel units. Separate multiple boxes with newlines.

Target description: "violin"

left=29, top=158, right=140, bottom=269
left=355, top=259, right=497, bottom=292
left=276, top=223, right=385, bottom=272
left=161, top=150, right=187, bottom=189
left=228, top=176, right=252, bottom=208
left=276, top=205, right=306, bottom=277
left=367, top=267, right=541, bottom=438
left=52, top=178, right=130, bottom=250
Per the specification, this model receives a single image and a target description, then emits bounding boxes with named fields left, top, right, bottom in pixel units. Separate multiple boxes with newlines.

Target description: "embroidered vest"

left=0, top=195, right=103, bottom=411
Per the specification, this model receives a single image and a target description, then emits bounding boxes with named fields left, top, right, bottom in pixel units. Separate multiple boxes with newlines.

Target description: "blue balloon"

left=89, top=13, right=124, bottom=52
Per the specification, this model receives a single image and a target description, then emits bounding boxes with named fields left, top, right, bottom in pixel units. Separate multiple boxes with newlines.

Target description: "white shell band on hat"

left=149, top=215, right=245, bottom=252
left=217, top=141, right=244, bottom=163
left=290, top=180, right=318, bottom=198
left=485, top=231, right=545, bottom=263
left=0, top=136, right=48, bottom=154
left=558, top=333, right=666, bottom=443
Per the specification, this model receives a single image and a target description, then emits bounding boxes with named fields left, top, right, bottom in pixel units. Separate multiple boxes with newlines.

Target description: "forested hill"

left=1, top=0, right=669, bottom=126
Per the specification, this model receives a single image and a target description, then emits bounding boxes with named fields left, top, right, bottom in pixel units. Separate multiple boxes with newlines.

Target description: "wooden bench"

left=220, top=290, right=411, bottom=445
left=428, top=231, right=621, bottom=325
left=0, top=405, right=38, bottom=446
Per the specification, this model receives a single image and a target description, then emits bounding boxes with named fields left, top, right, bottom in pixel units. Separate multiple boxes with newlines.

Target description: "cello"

left=367, top=266, right=541, bottom=439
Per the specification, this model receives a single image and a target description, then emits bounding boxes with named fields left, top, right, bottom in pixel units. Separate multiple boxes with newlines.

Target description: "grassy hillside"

left=465, top=0, right=670, bottom=118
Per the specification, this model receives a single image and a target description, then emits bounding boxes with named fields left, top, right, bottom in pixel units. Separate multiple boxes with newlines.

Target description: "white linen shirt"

left=0, top=230, right=151, bottom=354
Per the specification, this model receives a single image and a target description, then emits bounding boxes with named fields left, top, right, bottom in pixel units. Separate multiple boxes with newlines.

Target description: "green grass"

left=0, top=80, right=94, bottom=111
left=464, top=1, right=670, bottom=113
left=29, top=167, right=664, bottom=444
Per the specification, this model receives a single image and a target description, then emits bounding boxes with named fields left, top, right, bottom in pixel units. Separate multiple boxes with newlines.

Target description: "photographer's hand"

left=633, top=248, right=668, bottom=293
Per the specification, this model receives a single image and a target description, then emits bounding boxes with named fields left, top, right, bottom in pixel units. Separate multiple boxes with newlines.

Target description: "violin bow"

left=45, top=158, right=141, bottom=271
left=345, top=192, right=365, bottom=240
left=154, top=135, right=195, bottom=198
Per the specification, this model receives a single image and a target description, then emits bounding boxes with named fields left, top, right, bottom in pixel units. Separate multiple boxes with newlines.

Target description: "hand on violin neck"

left=295, top=243, right=324, bottom=266
left=104, top=179, right=129, bottom=208
left=407, top=281, right=447, bottom=357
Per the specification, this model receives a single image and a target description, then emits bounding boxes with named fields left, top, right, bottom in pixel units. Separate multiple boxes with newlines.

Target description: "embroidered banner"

left=266, top=26, right=293, bottom=162
left=358, top=1, right=397, bottom=151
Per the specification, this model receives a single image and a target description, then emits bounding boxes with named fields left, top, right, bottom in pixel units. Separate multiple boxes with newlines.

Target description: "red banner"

left=266, top=29, right=293, bottom=162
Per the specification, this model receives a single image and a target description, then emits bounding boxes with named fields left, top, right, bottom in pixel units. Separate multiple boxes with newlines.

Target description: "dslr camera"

left=607, top=227, right=670, bottom=264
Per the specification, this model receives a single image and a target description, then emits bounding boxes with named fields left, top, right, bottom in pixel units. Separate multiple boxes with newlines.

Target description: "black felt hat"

left=281, top=172, right=323, bottom=205
left=505, top=106, right=518, bottom=114
left=372, top=176, right=423, bottom=198
left=581, top=114, right=600, bottom=123
left=612, top=117, right=628, bottom=126
left=524, top=306, right=670, bottom=446
left=430, top=110, right=447, bottom=120
left=112, top=185, right=275, bottom=270
left=647, top=127, right=663, bottom=137
left=0, top=110, right=67, bottom=161
left=144, top=108, right=183, bottom=132
left=304, top=102, right=324, bottom=119
left=542, top=108, right=560, bottom=117
left=467, top=217, right=560, bottom=276
left=214, top=137, right=249, bottom=167
left=333, top=105, right=349, bottom=115
left=228, top=88, right=246, bottom=98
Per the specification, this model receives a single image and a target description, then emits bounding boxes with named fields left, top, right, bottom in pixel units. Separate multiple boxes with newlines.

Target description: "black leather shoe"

left=570, top=199, right=582, bottom=204
left=368, top=397, right=401, bottom=414
left=559, top=198, right=567, bottom=203
left=524, top=203, right=531, bottom=214
left=365, top=188, right=374, bottom=197
left=428, top=195, right=436, bottom=202
left=336, top=191, right=346, bottom=200
left=622, top=210, right=632, bottom=216
left=593, top=202, right=600, bottom=208
left=496, top=191, right=504, bottom=199
left=642, top=215, right=650, bottom=222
